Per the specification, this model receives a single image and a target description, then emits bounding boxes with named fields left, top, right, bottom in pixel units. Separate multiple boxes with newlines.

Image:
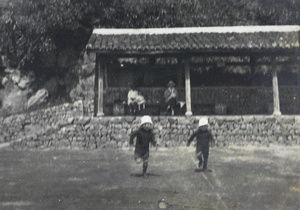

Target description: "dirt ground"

left=0, top=145, right=299, bottom=210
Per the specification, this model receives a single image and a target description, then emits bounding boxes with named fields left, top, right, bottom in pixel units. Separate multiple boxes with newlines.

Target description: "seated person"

left=127, top=85, right=139, bottom=114
left=164, top=80, right=179, bottom=115
left=136, top=91, right=146, bottom=113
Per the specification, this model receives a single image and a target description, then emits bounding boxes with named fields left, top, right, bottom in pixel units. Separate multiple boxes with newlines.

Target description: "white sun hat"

left=141, top=115, right=153, bottom=126
left=198, top=117, right=208, bottom=127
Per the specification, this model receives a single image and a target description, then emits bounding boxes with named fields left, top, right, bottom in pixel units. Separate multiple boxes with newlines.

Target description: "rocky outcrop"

left=69, top=52, right=95, bottom=102
left=0, top=79, right=31, bottom=115
left=0, top=66, right=79, bottom=116
left=0, top=69, right=34, bottom=115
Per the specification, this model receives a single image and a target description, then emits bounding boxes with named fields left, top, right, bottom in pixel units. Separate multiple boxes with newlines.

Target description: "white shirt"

left=127, top=89, right=139, bottom=104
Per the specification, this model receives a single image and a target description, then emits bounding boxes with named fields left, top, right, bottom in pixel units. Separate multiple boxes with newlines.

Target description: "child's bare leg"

left=142, top=158, right=148, bottom=177
left=196, top=151, right=203, bottom=168
left=202, top=149, right=209, bottom=170
left=203, top=159, right=207, bottom=170
left=134, top=154, right=143, bottom=164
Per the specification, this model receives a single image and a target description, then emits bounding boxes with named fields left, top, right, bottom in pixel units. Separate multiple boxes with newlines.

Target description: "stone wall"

left=1, top=101, right=300, bottom=150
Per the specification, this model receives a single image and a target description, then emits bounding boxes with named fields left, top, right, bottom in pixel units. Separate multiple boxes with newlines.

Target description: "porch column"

left=184, top=57, right=192, bottom=116
left=96, top=55, right=105, bottom=116
left=272, top=67, right=281, bottom=115
left=177, top=57, right=183, bottom=88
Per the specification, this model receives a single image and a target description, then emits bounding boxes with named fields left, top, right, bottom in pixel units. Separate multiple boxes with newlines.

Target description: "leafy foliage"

left=0, top=0, right=95, bottom=70
left=0, top=0, right=299, bottom=74
left=96, top=0, right=300, bottom=28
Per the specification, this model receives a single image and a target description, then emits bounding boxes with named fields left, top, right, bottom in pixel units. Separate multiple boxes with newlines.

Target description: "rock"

left=124, top=116, right=136, bottom=123
left=10, top=70, right=21, bottom=84
left=77, top=116, right=91, bottom=126
left=18, top=76, right=31, bottom=89
left=111, top=134, right=124, bottom=142
left=274, top=116, right=290, bottom=124
left=82, top=63, right=95, bottom=76
left=123, top=141, right=129, bottom=147
left=24, top=124, right=45, bottom=136
left=1, top=80, right=30, bottom=113
left=58, top=119, right=73, bottom=128
left=168, top=118, right=177, bottom=125
left=102, top=141, right=118, bottom=148
left=15, top=114, right=26, bottom=123
left=45, top=127, right=57, bottom=136
left=67, top=117, right=74, bottom=124
left=74, top=100, right=83, bottom=107
left=27, top=89, right=48, bottom=109
left=83, top=52, right=96, bottom=64
left=1, top=77, right=8, bottom=86
left=117, top=141, right=123, bottom=147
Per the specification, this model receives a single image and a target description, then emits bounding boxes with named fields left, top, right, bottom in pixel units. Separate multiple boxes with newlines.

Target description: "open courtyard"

left=1, top=145, right=299, bottom=210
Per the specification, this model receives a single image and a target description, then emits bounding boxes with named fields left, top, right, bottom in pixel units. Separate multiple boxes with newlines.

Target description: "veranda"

left=86, top=25, right=300, bottom=116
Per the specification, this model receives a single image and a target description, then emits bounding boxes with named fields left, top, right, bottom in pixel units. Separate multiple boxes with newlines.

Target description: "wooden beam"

left=88, top=49, right=299, bottom=58
left=97, top=58, right=104, bottom=116
left=271, top=57, right=281, bottom=115
left=184, top=57, right=193, bottom=116
left=94, top=55, right=99, bottom=117
left=104, top=61, right=108, bottom=89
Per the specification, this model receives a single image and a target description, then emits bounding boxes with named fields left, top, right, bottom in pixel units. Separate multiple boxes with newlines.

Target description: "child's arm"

left=129, top=130, right=138, bottom=146
left=210, top=133, right=215, bottom=147
left=187, top=132, right=197, bottom=146
left=150, top=133, right=158, bottom=147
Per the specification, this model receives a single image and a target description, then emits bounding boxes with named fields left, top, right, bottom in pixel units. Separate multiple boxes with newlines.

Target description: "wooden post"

left=97, top=57, right=104, bottom=116
left=177, top=57, right=183, bottom=88
left=94, top=55, right=98, bottom=117
left=272, top=65, right=281, bottom=115
left=104, top=61, right=108, bottom=89
left=184, top=57, right=193, bottom=116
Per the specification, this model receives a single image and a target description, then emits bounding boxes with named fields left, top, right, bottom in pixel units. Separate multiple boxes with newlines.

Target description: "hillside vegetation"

left=0, top=0, right=299, bottom=115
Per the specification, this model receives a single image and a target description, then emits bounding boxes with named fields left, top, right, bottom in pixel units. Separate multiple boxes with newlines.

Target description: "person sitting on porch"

left=127, top=85, right=139, bottom=114
left=164, top=80, right=179, bottom=115
left=136, top=91, right=146, bottom=114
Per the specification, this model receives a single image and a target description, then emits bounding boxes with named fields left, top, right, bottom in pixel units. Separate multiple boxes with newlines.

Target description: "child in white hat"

left=187, top=117, right=215, bottom=171
left=129, top=115, right=158, bottom=177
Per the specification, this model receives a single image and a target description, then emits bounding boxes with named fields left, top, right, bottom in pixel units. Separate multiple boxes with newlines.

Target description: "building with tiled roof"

left=87, top=25, right=300, bottom=55
left=86, top=25, right=300, bottom=116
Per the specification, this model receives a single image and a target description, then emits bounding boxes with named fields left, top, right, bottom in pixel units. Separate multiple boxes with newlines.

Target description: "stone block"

left=123, top=141, right=129, bottom=147
left=77, top=116, right=91, bottom=126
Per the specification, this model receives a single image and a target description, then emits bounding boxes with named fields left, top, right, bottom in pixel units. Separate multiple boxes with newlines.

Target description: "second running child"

left=187, top=117, right=215, bottom=171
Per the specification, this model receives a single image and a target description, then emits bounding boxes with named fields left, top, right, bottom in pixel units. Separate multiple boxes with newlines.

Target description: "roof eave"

left=86, top=47, right=300, bottom=57
left=92, top=25, right=300, bottom=35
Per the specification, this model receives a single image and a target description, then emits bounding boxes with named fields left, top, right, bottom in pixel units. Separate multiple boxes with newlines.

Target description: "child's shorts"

left=195, top=151, right=203, bottom=159
left=134, top=152, right=149, bottom=164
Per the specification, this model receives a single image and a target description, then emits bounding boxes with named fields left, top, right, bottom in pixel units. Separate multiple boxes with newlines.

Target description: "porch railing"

left=102, top=86, right=300, bottom=115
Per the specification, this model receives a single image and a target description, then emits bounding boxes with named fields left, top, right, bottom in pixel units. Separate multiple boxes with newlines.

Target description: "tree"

left=0, top=0, right=299, bottom=77
left=0, top=0, right=96, bottom=72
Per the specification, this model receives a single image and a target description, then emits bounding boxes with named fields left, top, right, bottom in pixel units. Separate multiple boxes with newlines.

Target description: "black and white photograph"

left=0, top=0, right=299, bottom=209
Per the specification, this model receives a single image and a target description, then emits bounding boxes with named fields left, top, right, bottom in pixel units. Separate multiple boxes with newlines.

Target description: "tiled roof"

left=86, top=26, right=300, bottom=54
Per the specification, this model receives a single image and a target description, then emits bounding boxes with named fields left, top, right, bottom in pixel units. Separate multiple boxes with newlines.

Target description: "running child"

left=129, top=115, right=158, bottom=178
left=187, top=117, right=215, bottom=171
